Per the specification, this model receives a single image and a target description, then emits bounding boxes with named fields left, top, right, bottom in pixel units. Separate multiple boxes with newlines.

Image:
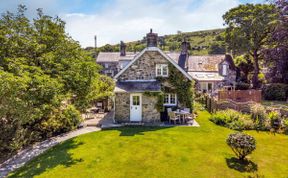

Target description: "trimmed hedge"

left=263, top=83, right=288, bottom=101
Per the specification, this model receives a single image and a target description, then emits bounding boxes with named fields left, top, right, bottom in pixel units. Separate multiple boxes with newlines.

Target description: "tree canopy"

left=0, top=5, right=114, bottom=158
left=264, top=0, right=288, bottom=84
left=223, top=3, right=278, bottom=88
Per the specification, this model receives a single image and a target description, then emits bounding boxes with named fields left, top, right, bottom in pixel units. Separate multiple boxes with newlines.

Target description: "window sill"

left=164, top=103, right=177, bottom=106
left=156, top=75, right=168, bottom=77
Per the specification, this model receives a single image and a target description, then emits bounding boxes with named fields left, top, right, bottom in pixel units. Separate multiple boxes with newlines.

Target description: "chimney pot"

left=181, top=38, right=190, bottom=55
left=146, top=29, right=158, bottom=47
left=120, top=41, right=126, bottom=56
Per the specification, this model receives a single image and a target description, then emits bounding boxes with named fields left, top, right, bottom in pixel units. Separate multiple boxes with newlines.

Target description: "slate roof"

left=96, top=50, right=235, bottom=73
left=187, top=55, right=225, bottom=72
left=154, top=53, right=228, bottom=72
left=97, top=52, right=139, bottom=62
left=114, top=81, right=161, bottom=93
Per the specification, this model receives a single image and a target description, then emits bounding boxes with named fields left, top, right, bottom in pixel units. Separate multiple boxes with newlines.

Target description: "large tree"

left=0, top=5, right=114, bottom=157
left=264, top=0, right=288, bottom=83
left=223, top=4, right=277, bottom=88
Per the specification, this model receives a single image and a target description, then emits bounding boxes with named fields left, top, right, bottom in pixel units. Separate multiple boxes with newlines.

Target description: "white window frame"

left=156, top=64, right=169, bottom=77
left=222, top=64, right=228, bottom=76
left=164, top=93, right=177, bottom=106
left=104, top=63, right=109, bottom=69
left=200, top=82, right=214, bottom=92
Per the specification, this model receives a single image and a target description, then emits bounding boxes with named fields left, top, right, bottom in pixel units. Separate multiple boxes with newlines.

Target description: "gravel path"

left=0, top=127, right=100, bottom=178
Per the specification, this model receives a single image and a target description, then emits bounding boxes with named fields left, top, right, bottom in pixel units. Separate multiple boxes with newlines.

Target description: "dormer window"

left=222, top=64, right=228, bottom=76
left=156, top=64, right=168, bottom=77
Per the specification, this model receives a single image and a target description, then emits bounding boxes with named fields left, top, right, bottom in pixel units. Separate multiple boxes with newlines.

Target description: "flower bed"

left=210, top=105, right=288, bottom=133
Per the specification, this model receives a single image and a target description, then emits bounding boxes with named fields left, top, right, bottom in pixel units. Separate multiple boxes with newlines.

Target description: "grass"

left=9, top=111, right=288, bottom=178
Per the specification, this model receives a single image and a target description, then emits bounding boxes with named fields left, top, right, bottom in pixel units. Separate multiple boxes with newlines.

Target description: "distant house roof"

left=96, top=50, right=235, bottom=77
left=114, top=81, right=161, bottom=93
left=188, top=72, right=224, bottom=82
left=187, top=55, right=225, bottom=72
left=165, top=52, right=180, bottom=61
left=97, top=52, right=139, bottom=62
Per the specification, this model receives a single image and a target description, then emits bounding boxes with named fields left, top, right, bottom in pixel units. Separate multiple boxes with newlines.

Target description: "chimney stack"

left=146, top=29, right=158, bottom=47
left=120, top=41, right=126, bottom=56
left=178, top=38, right=190, bottom=71
left=181, top=38, right=190, bottom=55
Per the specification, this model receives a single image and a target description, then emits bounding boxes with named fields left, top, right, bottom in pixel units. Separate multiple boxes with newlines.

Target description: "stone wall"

left=142, top=94, right=160, bottom=123
left=114, top=93, right=161, bottom=123
left=118, top=51, right=169, bottom=81
left=114, top=93, right=130, bottom=122
left=98, top=62, right=119, bottom=77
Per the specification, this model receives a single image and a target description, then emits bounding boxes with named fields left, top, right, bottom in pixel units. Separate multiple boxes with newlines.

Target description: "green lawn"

left=9, top=111, right=288, bottom=178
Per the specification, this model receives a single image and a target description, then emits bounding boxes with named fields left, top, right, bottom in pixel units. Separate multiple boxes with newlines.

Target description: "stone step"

left=124, top=122, right=144, bottom=126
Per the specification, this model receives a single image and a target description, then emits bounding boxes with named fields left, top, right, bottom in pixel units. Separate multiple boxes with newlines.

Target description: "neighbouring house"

left=186, top=55, right=237, bottom=93
left=96, top=29, right=237, bottom=123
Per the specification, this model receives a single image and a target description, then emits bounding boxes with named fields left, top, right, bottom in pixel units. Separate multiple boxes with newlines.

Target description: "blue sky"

left=0, top=0, right=265, bottom=47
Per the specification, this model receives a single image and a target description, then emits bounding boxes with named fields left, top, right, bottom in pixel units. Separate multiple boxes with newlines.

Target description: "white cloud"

left=0, top=0, right=263, bottom=47
left=61, top=0, right=240, bottom=47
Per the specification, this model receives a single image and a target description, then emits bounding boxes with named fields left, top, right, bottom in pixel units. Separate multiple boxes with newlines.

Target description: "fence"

left=218, top=90, right=262, bottom=103
left=204, top=90, right=261, bottom=113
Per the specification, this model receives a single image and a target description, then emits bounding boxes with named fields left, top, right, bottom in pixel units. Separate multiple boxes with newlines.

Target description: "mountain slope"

left=86, top=28, right=226, bottom=56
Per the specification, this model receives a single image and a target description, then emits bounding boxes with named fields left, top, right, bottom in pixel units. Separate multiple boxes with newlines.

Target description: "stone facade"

left=114, top=50, right=187, bottom=123
left=114, top=93, right=130, bottom=122
left=98, top=62, right=119, bottom=77
left=142, top=94, right=160, bottom=122
left=114, top=92, right=160, bottom=123
left=118, top=51, right=169, bottom=81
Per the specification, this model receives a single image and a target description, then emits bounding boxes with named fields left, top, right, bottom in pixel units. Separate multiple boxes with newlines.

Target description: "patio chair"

left=168, top=111, right=180, bottom=124
left=183, top=108, right=193, bottom=121
left=167, top=108, right=172, bottom=113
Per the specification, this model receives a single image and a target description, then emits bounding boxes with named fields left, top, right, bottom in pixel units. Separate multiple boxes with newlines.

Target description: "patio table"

left=174, top=110, right=190, bottom=124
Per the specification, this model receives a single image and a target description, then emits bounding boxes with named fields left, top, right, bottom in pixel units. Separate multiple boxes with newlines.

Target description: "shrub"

left=250, top=104, right=267, bottom=129
left=37, top=104, right=82, bottom=138
left=235, top=82, right=250, bottom=90
left=227, top=120, right=245, bottom=131
left=283, top=119, right=288, bottom=133
left=226, top=132, right=256, bottom=160
left=210, top=109, right=251, bottom=130
left=263, top=83, right=288, bottom=101
left=241, top=118, right=255, bottom=130
left=61, top=105, right=82, bottom=131
left=210, top=109, right=237, bottom=126
left=268, top=111, right=281, bottom=129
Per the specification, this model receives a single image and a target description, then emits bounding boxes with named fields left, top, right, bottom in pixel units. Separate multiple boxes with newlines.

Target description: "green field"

left=9, top=111, right=288, bottom=178
left=87, top=28, right=225, bottom=56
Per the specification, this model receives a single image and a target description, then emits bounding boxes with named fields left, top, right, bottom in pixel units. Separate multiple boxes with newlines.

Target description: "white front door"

left=130, top=94, right=142, bottom=121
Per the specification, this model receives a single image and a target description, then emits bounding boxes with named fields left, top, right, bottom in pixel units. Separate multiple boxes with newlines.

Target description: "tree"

left=208, top=41, right=226, bottom=54
left=223, top=4, right=278, bottom=88
left=264, top=0, right=288, bottom=84
left=226, top=132, right=256, bottom=160
left=234, top=55, right=254, bottom=83
left=0, top=5, right=114, bottom=157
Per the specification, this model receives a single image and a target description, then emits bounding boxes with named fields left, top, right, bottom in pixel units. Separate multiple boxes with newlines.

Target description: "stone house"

left=96, top=30, right=236, bottom=123
left=187, top=55, right=236, bottom=93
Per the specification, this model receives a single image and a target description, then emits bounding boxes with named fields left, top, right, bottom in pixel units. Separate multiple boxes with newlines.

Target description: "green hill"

left=86, top=28, right=226, bottom=57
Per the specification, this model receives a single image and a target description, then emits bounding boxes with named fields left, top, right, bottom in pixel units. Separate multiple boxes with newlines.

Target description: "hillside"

left=86, top=28, right=226, bottom=57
